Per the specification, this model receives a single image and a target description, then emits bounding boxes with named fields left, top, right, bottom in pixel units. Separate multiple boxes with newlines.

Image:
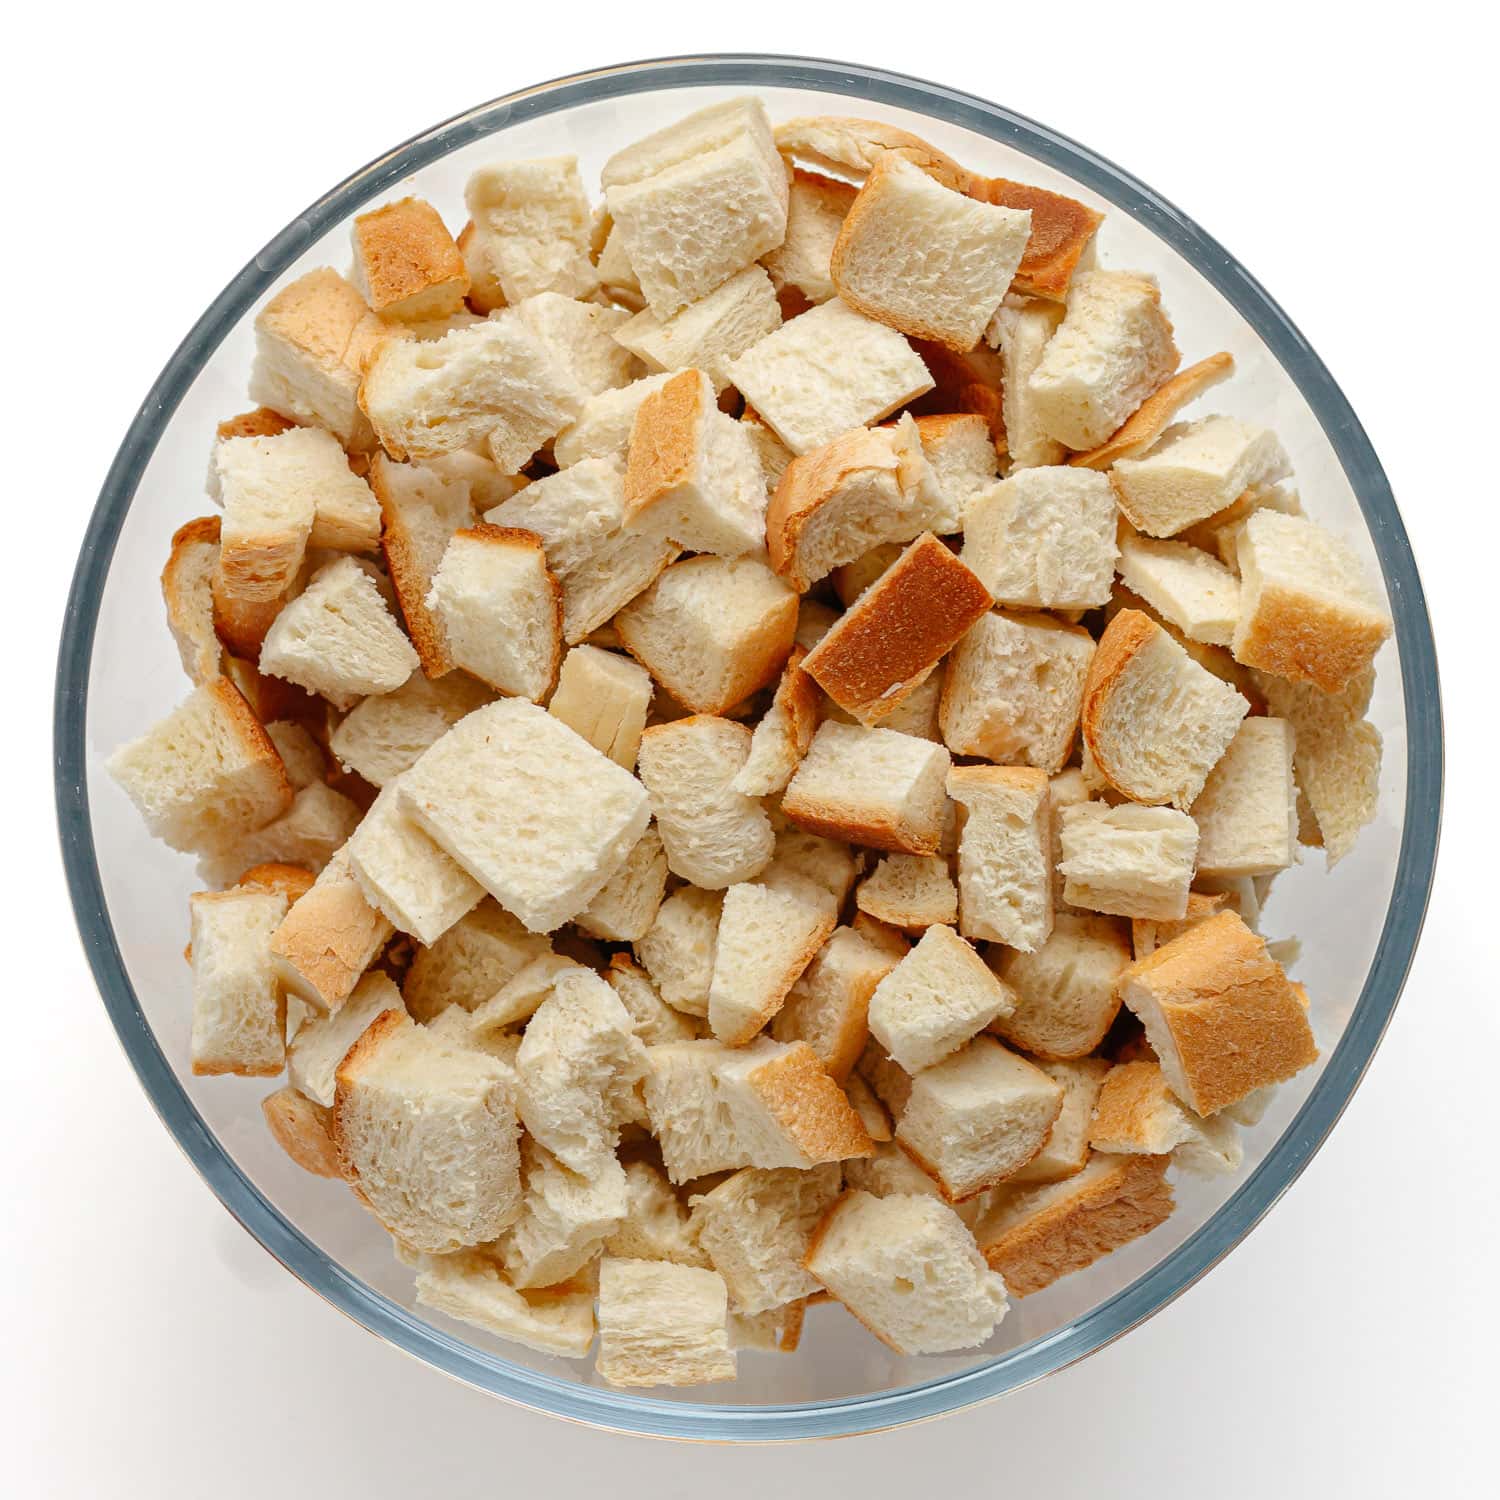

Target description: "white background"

left=5, top=3, right=1495, bottom=1494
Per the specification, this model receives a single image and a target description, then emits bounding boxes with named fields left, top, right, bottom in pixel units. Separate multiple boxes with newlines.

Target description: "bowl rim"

left=54, top=52, right=1443, bottom=1442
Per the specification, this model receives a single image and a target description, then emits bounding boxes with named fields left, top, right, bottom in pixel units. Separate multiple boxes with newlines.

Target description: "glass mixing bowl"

left=54, top=54, right=1442, bottom=1441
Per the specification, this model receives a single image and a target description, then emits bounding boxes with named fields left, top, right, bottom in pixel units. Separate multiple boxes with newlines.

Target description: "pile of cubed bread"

left=109, top=97, right=1392, bottom=1387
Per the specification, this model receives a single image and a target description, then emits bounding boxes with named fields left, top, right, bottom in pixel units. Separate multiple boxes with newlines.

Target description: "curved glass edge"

left=54, top=54, right=1443, bottom=1443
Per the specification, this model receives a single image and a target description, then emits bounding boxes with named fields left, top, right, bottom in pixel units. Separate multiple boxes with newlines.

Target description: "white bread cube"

left=107, top=678, right=292, bottom=854
left=1027, top=271, right=1180, bottom=450
left=948, top=765, right=1053, bottom=951
left=911, top=412, right=999, bottom=517
left=724, top=298, right=934, bottom=456
left=856, top=854, right=957, bottom=933
left=1111, top=416, right=1290, bottom=537
left=783, top=721, right=950, bottom=855
left=762, top=170, right=855, bottom=304
left=831, top=153, right=1031, bottom=350
left=1232, top=511, right=1392, bottom=693
left=896, top=1036, right=1064, bottom=1200
left=188, top=888, right=288, bottom=1077
left=417, top=444, right=531, bottom=515
left=635, top=885, right=723, bottom=1018
left=162, top=515, right=223, bottom=685
left=742, top=409, right=795, bottom=498
left=412, top=1249, right=594, bottom=1358
left=1190, top=717, right=1298, bottom=878
left=843, top=1072, right=895, bottom=1145
left=1179, top=478, right=1302, bottom=566
left=249, top=268, right=382, bottom=450
left=260, top=557, right=418, bottom=710
left=330, top=670, right=492, bottom=786
left=805, top=1191, right=1007, bottom=1355
left=603, top=97, right=787, bottom=319
left=707, top=880, right=837, bottom=1046
left=622, top=370, right=767, bottom=556
left=198, top=777, right=352, bottom=888
left=467, top=953, right=584, bottom=1036
left=867, top=923, right=1015, bottom=1073
left=988, top=912, right=1131, bottom=1059
left=1117, top=532, right=1240, bottom=646
left=1088, top=1059, right=1242, bottom=1176
left=259, top=720, right=323, bottom=790
left=1130, top=889, right=1231, bottom=963
left=731, top=646, right=820, bottom=797
left=501, top=1141, right=628, bottom=1289
left=989, top=296, right=1066, bottom=468
left=487, top=458, right=679, bottom=644
left=596, top=1258, right=736, bottom=1388
left=772, top=925, right=901, bottom=1081
left=1068, top=351, right=1237, bottom=471
left=271, top=848, right=394, bottom=1011
left=261, top=1085, right=342, bottom=1179
left=1118, top=911, right=1317, bottom=1116
left=689, top=1163, right=842, bottom=1314
left=1008, top=1056, right=1112, bottom=1185
left=729, top=1302, right=808, bottom=1354
left=512, top=292, right=642, bottom=396
left=961, top=468, right=1117, bottom=610
left=612, top=265, right=781, bottom=390
left=577, top=825, right=669, bottom=944
left=594, top=218, right=643, bottom=305
left=515, top=968, right=647, bottom=1174
left=1082, top=609, right=1249, bottom=808
left=843, top=1138, right=972, bottom=1210
left=605, top=955, right=697, bottom=1046
left=400, top=899, right=548, bottom=1024
left=461, top=155, right=598, bottom=309
left=425, top=525, right=561, bottom=701
left=334, top=1009, right=522, bottom=1252
left=940, top=610, right=1094, bottom=773
left=636, top=717, right=774, bottom=889
left=857, top=1036, right=915, bottom=1120
left=643, top=1038, right=872, bottom=1183
left=547, top=645, right=653, bottom=771
left=288, top=972, right=404, bottom=1106
left=351, top=196, right=468, bottom=323
left=1058, top=802, right=1199, bottom=920
left=398, top=699, right=649, bottom=933
left=616, top=556, right=797, bottom=714
left=765, top=824, right=861, bottom=910
left=605, top=1156, right=706, bottom=1265
left=552, top=372, right=673, bottom=467
left=346, top=779, right=484, bottom=945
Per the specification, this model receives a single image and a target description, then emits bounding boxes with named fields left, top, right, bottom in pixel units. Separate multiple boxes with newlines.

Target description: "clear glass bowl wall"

left=56, top=56, right=1440, bottom=1441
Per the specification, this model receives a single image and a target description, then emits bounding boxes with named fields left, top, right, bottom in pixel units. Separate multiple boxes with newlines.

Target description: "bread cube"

left=783, top=721, right=951, bottom=855
left=623, top=369, right=767, bottom=557
left=605, top=955, right=697, bottom=1046
left=425, top=525, right=561, bottom=701
left=1007, top=1056, right=1112, bottom=1185
left=399, top=699, right=649, bottom=933
left=1117, top=532, right=1240, bottom=646
left=467, top=952, right=583, bottom=1036
left=989, top=912, right=1131, bottom=1058
left=947, top=765, right=1053, bottom=951
left=571, top=826, right=668, bottom=947
left=636, top=717, right=774, bottom=889
left=940, top=609, right=1094, bottom=772
left=911, top=412, right=999, bottom=516
left=596, top=1258, right=736, bottom=1388
left=604, top=1156, right=707, bottom=1265
left=330, top=670, right=492, bottom=787
left=635, top=885, right=724, bottom=1018
left=547, top=644, right=653, bottom=771
left=198, top=781, right=362, bottom=888
left=1179, top=478, right=1303, bottom=566
left=1111, top=415, right=1289, bottom=537
left=161, top=515, right=223, bottom=685
left=552, top=372, right=673, bottom=467
left=1189, top=717, right=1298, bottom=879
left=288, top=972, right=404, bottom=1105
left=802, top=534, right=992, bottom=724
left=856, top=854, right=957, bottom=934
left=1119, top=911, right=1318, bottom=1116
left=724, top=298, right=934, bottom=456
left=187, top=888, right=288, bottom=1077
left=249, top=268, right=382, bottom=449
left=961, top=467, right=1118, bottom=609
left=806, top=1191, right=1008, bottom=1354
left=762, top=170, right=855, bottom=305
left=772, top=926, right=901, bottom=1081
left=730, top=647, right=819, bottom=797
left=1232, top=511, right=1392, bottom=693
left=988, top=296, right=1066, bottom=468
left=512, top=291, right=642, bottom=396
left=270, top=848, right=395, bottom=1011
left=1058, top=802, right=1198, bottom=921
left=413, top=1249, right=595, bottom=1358
left=1027, top=270, right=1180, bottom=450
left=501, top=1142, right=628, bottom=1289
left=351, top=196, right=468, bottom=323
left=261, top=1086, right=343, bottom=1178
left=1088, top=1059, right=1242, bottom=1176
left=1068, top=350, right=1236, bottom=471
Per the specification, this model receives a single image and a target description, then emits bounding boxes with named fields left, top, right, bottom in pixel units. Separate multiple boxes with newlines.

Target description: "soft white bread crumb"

left=762, top=170, right=854, bottom=304
left=515, top=968, right=648, bottom=1174
left=1026, top=270, right=1179, bottom=450
left=350, top=196, right=468, bottom=323
left=576, top=825, right=668, bottom=944
left=831, top=153, right=1030, bottom=350
left=868, top=923, right=1015, bottom=1073
left=961, top=468, right=1117, bottom=610
left=896, top=1035, right=1064, bottom=1200
left=425, top=525, right=561, bottom=701
left=271, top=848, right=395, bottom=1011
left=616, top=555, right=797, bottom=714
left=989, top=296, right=1066, bottom=468
left=635, top=885, right=723, bottom=1018
left=512, top=291, right=642, bottom=396
left=856, top=854, right=957, bottom=933
left=940, top=610, right=1094, bottom=773
left=401, top=899, right=549, bottom=1023
left=636, top=717, right=775, bottom=889
left=804, top=1191, right=1007, bottom=1355
left=948, top=765, right=1053, bottom=952
left=334, top=1009, right=522, bottom=1252
left=1007, top=1056, right=1112, bottom=1185
left=596, top=1257, right=737, bottom=1387
left=1081, top=609, right=1248, bottom=809
left=772, top=925, right=899, bottom=1082
left=911, top=413, right=999, bottom=519
left=1231, top=511, right=1392, bottom=693
left=613, top=265, right=781, bottom=390
left=731, top=647, right=819, bottom=797
left=552, top=373, right=673, bottom=467
left=606, top=955, right=697, bottom=1045
left=1117, top=532, right=1240, bottom=646
left=1058, top=802, right=1199, bottom=921
left=1190, top=717, right=1298, bottom=878
left=988, top=913, right=1130, bottom=1059
left=724, top=298, right=934, bottom=456
left=398, top=699, right=650, bottom=933
left=107, top=678, right=292, bottom=854
left=188, top=888, right=288, bottom=1076
left=461, top=155, right=598, bottom=309
left=289, top=972, right=405, bottom=1106
left=708, top=880, right=836, bottom=1046
left=501, top=1140, right=628, bottom=1289
left=413, top=1249, right=595, bottom=1358
left=605, top=1156, right=707, bottom=1265
left=643, top=1038, right=872, bottom=1183
left=547, top=644, right=653, bottom=771
left=1111, top=416, right=1290, bottom=538
left=690, top=1163, right=842, bottom=1314
left=330, top=671, right=492, bottom=787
